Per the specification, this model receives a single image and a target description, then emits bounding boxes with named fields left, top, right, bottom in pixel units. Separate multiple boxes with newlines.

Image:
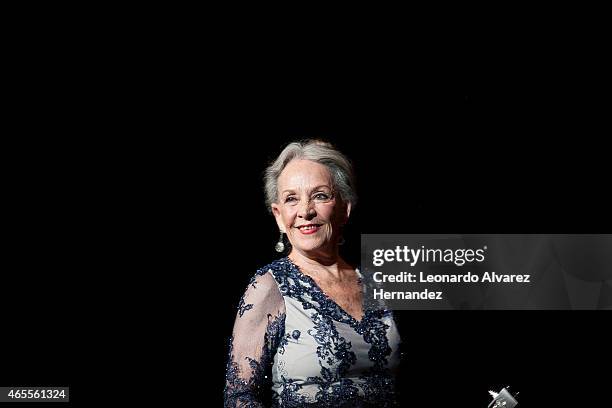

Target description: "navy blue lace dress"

left=224, top=257, right=401, bottom=407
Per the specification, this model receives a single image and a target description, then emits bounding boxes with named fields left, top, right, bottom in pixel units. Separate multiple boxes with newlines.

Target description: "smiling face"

left=271, top=159, right=350, bottom=257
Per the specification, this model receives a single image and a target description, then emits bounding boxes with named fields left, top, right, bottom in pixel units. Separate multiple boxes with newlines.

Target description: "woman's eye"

left=285, top=196, right=297, bottom=203
left=314, top=193, right=330, bottom=200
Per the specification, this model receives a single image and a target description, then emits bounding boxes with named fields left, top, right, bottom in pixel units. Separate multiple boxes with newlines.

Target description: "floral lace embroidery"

left=225, top=258, right=398, bottom=407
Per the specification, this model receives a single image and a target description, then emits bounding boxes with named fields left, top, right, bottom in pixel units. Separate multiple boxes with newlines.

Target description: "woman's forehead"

left=278, top=159, right=332, bottom=190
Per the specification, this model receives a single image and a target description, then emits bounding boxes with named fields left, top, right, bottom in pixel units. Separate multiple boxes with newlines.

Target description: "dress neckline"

left=284, top=257, right=366, bottom=327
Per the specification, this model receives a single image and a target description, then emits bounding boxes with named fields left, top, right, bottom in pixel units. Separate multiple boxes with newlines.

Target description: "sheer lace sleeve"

left=224, top=270, right=286, bottom=407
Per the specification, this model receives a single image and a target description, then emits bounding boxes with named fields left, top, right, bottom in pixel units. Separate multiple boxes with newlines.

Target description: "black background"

left=2, top=12, right=610, bottom=407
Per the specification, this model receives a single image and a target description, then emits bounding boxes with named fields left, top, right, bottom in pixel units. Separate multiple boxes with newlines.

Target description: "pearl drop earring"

left=275, top=231, right=285, bottom=252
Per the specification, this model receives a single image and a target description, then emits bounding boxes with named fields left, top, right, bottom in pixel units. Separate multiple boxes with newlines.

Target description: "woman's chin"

left=292, top=239, right=334, bottom=254
left=294, top=244, right=321, bottom=253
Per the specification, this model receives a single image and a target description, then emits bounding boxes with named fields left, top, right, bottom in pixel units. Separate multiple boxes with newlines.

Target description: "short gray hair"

left=264, top=139, right=357, bottom=212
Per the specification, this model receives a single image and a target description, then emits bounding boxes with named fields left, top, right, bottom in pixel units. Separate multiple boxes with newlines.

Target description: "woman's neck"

left=288, top=249, right=349, bottom=281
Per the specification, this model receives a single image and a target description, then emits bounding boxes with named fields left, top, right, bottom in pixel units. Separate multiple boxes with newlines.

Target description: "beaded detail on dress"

left=224, top=258, right=401, bottom=407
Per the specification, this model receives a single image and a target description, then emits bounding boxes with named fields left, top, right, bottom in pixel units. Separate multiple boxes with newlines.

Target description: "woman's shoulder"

left=236, top=260, right=287, bottom=318
left=254, top=257, right=294, bottom=281
left=242, top=257, right=294, bottom=295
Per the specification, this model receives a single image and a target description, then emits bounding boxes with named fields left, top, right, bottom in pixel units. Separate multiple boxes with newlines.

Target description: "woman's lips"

left=296, top=224, right=321, bottom=234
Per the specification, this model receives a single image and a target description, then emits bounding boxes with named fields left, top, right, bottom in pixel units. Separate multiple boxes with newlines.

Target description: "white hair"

left=264, top=139, right=357, bottom=212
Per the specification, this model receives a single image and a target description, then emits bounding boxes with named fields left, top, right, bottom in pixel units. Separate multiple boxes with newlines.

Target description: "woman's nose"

left=297, top=201, right=316, bottom=219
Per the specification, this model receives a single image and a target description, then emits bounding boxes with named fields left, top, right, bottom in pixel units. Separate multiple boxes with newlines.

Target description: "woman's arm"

left=224, top=271, right=285, bottom=407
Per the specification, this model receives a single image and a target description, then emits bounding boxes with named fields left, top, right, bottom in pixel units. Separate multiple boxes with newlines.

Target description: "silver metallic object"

left=488, top=387, right=519, bottom=408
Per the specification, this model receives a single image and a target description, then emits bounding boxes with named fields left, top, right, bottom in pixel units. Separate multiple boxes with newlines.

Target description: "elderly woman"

left=224, top=140, right=401, bottom=407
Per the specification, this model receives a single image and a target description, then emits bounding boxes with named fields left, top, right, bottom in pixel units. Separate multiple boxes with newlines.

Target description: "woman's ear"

left=271, top=203, right=285, bottom=233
